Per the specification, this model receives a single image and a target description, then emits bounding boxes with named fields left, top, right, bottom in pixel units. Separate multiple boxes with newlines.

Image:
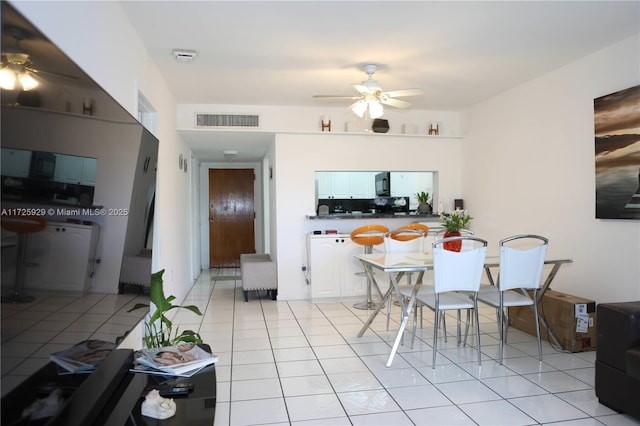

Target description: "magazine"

left=129, top=362, right=211, bottom=378
left=131, top=342, right=218, bottom=377
left=49, top=339, right=116, bottom=374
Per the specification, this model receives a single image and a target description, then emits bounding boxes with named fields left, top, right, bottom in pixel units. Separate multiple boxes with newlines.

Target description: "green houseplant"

left=126, top=269, right=203, bottom=348
left=414, top=191, right=432, bottom=214
left=439, top=210, right=473, bottom=252
left=440, top=209, right=472, bottom=232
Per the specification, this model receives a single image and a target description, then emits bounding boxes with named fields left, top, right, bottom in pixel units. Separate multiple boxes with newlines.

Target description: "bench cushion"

left=240, top=253, right=277, bottom=291
left=120, top=250, right=152, bottom=287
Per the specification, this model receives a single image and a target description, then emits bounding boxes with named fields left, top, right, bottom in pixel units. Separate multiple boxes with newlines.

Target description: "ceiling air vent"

left=195, top=113, right=260, bottom=128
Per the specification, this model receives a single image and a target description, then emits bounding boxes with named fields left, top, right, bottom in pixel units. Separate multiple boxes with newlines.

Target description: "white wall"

left=177, top=104, right=462, bottom=137
left=13, top=1, right=195, bottom=302
left=273, top=133, right=463, bottom=300
left=462, top=35, right=640, bottom=303
left=14, top=1, right=639, bottom=305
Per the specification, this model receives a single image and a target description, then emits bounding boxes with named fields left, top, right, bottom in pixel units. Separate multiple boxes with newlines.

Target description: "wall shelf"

left=312, top=131, right=462, bottom=139
left=177, top=127, right=463, bottom=139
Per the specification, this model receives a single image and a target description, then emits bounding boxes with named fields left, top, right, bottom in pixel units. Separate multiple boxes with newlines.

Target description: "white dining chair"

left=477, top=234, right=548, bottom=364
left=414, top=236, right=487, bottom=367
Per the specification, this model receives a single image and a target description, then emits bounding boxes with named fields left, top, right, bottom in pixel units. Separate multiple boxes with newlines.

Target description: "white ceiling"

left=119, top=1, right=639, bottom=161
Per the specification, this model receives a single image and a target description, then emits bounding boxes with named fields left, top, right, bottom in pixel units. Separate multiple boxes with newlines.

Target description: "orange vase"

left=443, top=230, right=462, bottom=252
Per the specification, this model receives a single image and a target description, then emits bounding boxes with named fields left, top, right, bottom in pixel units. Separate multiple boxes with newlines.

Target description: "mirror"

left=315, top=171, right=436, bottom=213
left=1, top=148, right=97, bottom=206
left=1, top=3, right=157, bottom=300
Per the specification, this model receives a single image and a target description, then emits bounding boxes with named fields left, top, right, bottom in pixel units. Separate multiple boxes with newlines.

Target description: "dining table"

left=354, top=252, right=573, bottom=367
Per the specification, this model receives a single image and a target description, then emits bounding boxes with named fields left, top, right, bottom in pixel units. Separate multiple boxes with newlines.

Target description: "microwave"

left=29, top=151, right=56, bottom=179
left=375, top=172, right=390, bottom=196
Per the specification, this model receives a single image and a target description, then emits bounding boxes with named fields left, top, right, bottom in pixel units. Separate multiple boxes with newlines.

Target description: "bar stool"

left=1, top=215, right=47, bottom=304
left=394, top=223, right=430, bottom=240
left=350, top=224, right=389, bottom=310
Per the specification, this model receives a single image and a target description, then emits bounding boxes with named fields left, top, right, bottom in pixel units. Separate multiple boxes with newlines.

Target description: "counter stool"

left=1, top=215, right=47, bottom=304
left=350, top=224, right=389, bottom=310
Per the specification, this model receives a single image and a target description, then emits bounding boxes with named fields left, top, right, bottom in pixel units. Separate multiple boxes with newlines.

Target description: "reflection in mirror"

left=315, top=171, right=436, bottom=214
left=1, top=147, right=97, bottom=206
left=0, top=2, right=155, bottom=323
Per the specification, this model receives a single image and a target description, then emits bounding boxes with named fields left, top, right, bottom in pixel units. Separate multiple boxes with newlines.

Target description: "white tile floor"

left=1, top=292, right=148, bottom=396
left=3, top=269, right=640, bottom=425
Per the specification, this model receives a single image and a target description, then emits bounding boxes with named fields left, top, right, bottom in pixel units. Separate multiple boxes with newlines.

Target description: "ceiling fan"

left=313, top=64, right=424, bottom=118
left=1, top=26, right=78, bottom=91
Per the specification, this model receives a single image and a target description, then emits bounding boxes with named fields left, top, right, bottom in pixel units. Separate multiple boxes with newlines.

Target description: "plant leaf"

left=127, top=303, right=149, bottom=313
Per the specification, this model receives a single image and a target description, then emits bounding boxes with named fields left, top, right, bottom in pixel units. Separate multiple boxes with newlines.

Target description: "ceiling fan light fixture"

left=18, top=71, right=38, bottom=91
left=5, top=52, right=29, bottom=65
left=351, top=100, right=367, bottom=118
left=0, top=67, right=17, bottom=90
left=368, top=100, right=384, bottom=119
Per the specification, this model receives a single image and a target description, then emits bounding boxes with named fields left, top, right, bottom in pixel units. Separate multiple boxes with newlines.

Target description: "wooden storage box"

left=509, top=289, right=597, bottom=352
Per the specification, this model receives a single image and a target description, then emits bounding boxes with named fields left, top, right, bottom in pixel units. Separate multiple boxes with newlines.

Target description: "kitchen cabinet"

left=330, top=172, right=350, bottom=198
left=317, top=171, right=350, bottom=199
left=54, top=154, right=79, bottom=183
left=80, top=157, right=97, bottom=185
left=54, top=155, right=97, bottom=185
left=316, top=172, right=376, bottom=199
left=349, top=172, right=375, bottom=198
left=24, top=222, right=99, bottom=293
left=316, top=172, right=332, bottom=199
left=1, top=148, right=32, bottom=178
left=308, top=234, right=371, bottom=300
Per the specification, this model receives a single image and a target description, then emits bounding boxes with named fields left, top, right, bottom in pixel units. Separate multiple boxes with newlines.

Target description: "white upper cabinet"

left=1, top=148, right=32, bottom=178
left=316, top=171, right=377, bottom=199
left=54, top=154, right=97, bottom=185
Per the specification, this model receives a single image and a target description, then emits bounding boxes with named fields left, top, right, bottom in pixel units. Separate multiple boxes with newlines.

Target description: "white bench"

left=119, top=249, right=152, bottom=292
left=240, top=253, right=277, bottom=302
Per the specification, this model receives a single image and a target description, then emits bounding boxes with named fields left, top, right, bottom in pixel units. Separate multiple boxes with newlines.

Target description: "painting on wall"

left=594, top=84, right=640, bottom=220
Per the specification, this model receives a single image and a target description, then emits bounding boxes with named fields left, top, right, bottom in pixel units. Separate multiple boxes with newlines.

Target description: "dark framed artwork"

left=594, top=84, right=640, bottom=220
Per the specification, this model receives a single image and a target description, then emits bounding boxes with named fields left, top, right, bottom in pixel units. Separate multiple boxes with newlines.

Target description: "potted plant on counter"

left=440, top=210, right=473, bottom=252
left=414, top=191, right=432, bottom=214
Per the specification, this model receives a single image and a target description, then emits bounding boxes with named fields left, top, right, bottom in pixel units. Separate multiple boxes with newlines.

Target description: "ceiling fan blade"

left=380, top=97, right=411, bottom=108
left=383, top=88, right=424, bottom=98
left=27, top=65, right=79, bottom=80
left=352, top=84, right=373, bottom=95
left=313, top=95, right=361, bottom=99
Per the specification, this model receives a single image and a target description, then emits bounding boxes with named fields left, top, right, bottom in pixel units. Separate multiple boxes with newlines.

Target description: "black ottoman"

left=595, top=301, right=640, bottom=420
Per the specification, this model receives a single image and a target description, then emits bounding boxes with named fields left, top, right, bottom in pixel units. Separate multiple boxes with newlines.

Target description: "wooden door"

left=208, top=169, right=255, bottom=267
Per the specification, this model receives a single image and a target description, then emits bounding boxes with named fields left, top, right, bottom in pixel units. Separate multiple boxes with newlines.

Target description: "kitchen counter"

left=307, top=213, right=440, bottom=220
